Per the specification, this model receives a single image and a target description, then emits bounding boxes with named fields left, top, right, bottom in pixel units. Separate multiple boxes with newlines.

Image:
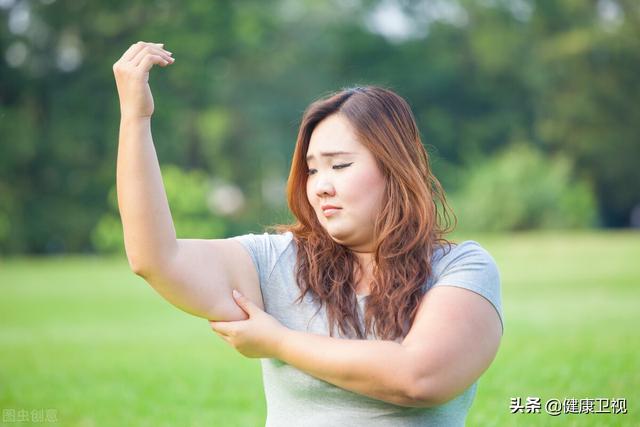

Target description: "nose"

left=314, top=176, right=336, bottom=198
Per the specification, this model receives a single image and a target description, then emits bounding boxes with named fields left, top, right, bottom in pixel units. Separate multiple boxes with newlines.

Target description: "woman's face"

left=305, top=114, right=386, bottom=252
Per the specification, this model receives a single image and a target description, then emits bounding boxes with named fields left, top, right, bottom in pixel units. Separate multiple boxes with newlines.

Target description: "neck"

left=351, top=249, right=375, bottom=295
left=353, top=250, right=374, bottom=269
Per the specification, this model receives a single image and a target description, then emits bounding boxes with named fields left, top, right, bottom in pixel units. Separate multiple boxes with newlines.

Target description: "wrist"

left=274, top=326, right=293, bottom=360
left=120, top=114, right=152, bottom=124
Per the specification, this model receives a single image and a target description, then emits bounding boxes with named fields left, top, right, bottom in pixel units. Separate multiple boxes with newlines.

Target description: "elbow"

left=126, top=251, right=170, bottom=278
left=124, top=246, right=148, bottom=276
left=127, top=257, right=148, bottom=277
left=404, top=376, right=450, bottom=408
left=124, top=243, right=177, bottom=278
left=131, top=265, right=148, bottom=278
left=128, top=258, right=164, bottom=280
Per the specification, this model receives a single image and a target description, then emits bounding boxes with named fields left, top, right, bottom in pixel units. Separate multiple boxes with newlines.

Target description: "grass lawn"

left=1, top=231, right=638, bottom=426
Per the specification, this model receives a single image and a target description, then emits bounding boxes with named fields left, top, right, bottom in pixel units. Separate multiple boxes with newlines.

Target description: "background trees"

left=1, top=0, right=638, bottom=254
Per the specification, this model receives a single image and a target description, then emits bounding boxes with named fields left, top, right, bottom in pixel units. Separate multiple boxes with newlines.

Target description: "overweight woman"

left=113, top=41, right=504, bottom=426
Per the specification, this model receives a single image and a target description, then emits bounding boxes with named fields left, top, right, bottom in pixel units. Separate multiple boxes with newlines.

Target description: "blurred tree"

left=450, top=143, right=598, bottom=231
left=529, top=0, right=640, bottom=226
left=0, top=0, right=637, bottom=254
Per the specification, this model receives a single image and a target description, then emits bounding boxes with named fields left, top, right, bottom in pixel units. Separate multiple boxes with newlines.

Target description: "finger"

left=232, top=289, right=253, bottom=314
left=138, top=54, right=172, bottom=72
left=132, top=46, right=173, bottom=68
left=123, top=41, right=165, bottom=62
left=214, top=330, right=229, bottom=341
left=131, top=45, right=173, bottom=67
left=122, top=42, right=147, bottom=62
left=215, top=332, right=232, bottom=346
left=209, top=321, right=235, bottom=336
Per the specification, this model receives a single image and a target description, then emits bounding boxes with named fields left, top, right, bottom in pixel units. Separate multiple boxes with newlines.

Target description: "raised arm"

left=113, top=42, right=262, bottom=321
left=114, top=42, right=175, bottom=275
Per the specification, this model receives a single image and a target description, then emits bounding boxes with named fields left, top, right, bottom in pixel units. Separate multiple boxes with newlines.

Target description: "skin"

left=114, top=42, right=265, bottom=322
left=113, top=42, right=174, bottom=119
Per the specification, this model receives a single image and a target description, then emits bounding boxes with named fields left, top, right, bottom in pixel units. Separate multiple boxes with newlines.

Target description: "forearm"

left=275, top=329, right=421, bottom=407
left=116, top=116, right=177, bottom=274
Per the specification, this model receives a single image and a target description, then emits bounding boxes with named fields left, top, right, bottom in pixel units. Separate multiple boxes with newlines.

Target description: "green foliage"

left=91, top=165, right=225, bottom=254
left=1, top=0, right=639, bottom=254
left=450, top=144, right=598, bottom=231
left=91, top=215, right=124, bottom=255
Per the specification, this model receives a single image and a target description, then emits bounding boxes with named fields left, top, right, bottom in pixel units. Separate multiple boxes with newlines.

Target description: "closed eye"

left=333, top=162, right=353, bottom=170
left=307, top=163, right=352, bottom=175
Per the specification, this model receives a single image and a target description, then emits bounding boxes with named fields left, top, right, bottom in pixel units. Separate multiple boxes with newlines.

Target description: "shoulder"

left=431, top=240, right=498, bottom=279
left=404, top=238, right=504, bottom=403
left=428, top=240, right=503, bottom=334
left=229, top=231, right=295, bottom=282
left=231, top=231, right=294, bottom=254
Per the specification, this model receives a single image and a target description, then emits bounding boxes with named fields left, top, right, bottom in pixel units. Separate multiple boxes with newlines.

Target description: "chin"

left=317, top=218, right=354, bottom=244
left=326, top=229, right=353, bottom=246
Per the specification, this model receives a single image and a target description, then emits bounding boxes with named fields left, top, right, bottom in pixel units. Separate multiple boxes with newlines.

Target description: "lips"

left=321, top=204, right=341, bottom=211
left=321, top=204, right=341, bottom=217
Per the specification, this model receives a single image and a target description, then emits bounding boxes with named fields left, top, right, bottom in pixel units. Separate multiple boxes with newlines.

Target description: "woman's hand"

left=210, top=290, right=288, bottom=359
left=112, top=41, right=174, bottom=119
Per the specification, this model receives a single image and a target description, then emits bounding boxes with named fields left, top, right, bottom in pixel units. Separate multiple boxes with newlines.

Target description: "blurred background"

left=1, top=0, right=638, bottom=426
left=1, top=0, right=639, bottom=254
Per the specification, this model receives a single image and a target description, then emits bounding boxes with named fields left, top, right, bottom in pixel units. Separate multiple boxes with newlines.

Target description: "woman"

left=114, top=42, right=503, bottom=426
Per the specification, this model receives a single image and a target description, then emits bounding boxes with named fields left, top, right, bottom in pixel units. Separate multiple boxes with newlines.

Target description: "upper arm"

left=401, top=285, right=503, bottom=406
left=140, top=238, right=262, bottom=321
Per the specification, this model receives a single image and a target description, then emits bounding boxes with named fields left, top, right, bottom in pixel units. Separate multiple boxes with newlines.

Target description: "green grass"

left=0, top=257, right=264, bottom=426
left=457, top=230, right=640, bottom=426
left=1, top=231, right=638, bottom=426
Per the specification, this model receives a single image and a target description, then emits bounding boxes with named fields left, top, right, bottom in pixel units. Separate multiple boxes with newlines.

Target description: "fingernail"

left=232, top=289, right=241, bottom=298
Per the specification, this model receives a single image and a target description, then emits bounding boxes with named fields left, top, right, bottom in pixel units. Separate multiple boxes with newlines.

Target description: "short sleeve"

left=431, top=241, right=504, bottom=335
left=230, top=232, right=294, bottom=287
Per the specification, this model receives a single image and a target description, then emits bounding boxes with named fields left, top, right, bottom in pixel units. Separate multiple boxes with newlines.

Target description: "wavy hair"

left=274, top=86, right=456, bottom=341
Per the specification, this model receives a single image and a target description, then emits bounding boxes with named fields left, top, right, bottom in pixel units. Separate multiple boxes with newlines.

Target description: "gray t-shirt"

left=232, top=232, right=503, bottom=427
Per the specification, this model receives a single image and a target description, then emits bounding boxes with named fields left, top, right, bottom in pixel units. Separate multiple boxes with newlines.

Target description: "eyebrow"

left=305, top=151, right=355, bottom=162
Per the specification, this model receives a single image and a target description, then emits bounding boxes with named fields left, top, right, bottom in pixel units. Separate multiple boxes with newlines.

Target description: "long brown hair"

left=274, top=86, right=456, bottom=341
